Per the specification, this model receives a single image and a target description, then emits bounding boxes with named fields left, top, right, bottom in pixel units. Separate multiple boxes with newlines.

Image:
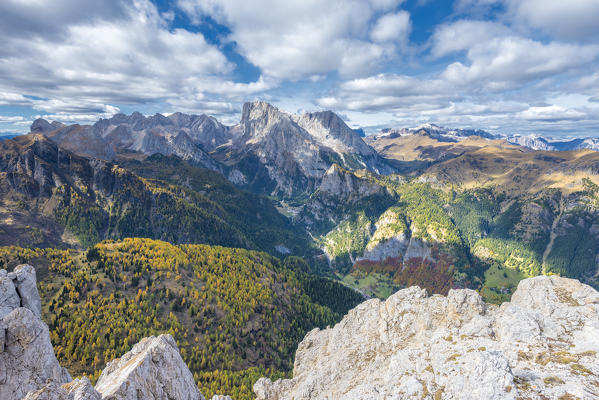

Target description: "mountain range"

left=370, top=122, right=599, bottom=152
left=31, top=102, right=393, bottom=197
left=4, top=102, right=599, bottom=295
left=3, top=101, right=599, bottom=398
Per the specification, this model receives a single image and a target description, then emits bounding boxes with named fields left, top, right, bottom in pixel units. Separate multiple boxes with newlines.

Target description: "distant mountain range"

left=29, top=102, right=394, bottom=197
left=6, top=102, right=599, bottom=296
left=372, top=123, right=497, bottom=142
left=26, top=110, right=599, bottom=165
left=370, top=122, right=599, bottom=152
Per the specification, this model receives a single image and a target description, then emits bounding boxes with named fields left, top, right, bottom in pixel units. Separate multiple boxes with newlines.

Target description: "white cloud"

left=370, top=11, right=411, bottom=43
left=179, top=0, right=408, bottom=80
left=431, top=20, right=510, bottom=58
left=0, top=0, right=259, bottom=117
left=34, top=112, right=117, bottom=124
left=0, top=92, right=31, bottom=106
left=0, top=115, right=26, bottom=123
left=430, top=21, right=599, bottom=92
left=517, top=105, right=587, bottom=122
left=503, top=0, right=599, bottom=41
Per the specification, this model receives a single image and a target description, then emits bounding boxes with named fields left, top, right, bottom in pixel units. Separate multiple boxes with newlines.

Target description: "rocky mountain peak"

left=31, top=118, right=55, bottom=133
left=294, top=110, right=376, bottom=156
left=238, top=101, right=292, bottom=142
left=317, top=164, right=385, bottom=202
left=240, top=101, right=281, bottom=124
left=255, top=275, right=599, bottom=399
left=95, top=334, right=205, bottom=400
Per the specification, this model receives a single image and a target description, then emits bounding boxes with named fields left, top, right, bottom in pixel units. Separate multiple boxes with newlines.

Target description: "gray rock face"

left=317, top=164, right=385, bottom=202
left=31, top=119, right=57, bottom=134
left=34, top=113, right=223, bottom=170
left=215, top=101, right=394, bottom=196
left=293, top=111, right=376, bottom=157
left=23, top=378, right=101, bottom=400
left=255, top=275, right=599, bottom=399
left=0, top=270, right=20, bottom=319
left=95, top=334, right=205, bottom=400
left=11, top=264, right=42, bottom=317
left=0, top=265, right=71, bottom=400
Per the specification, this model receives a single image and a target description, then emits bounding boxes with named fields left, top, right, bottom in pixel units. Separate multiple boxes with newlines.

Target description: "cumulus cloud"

left=0, top=92, right=31, bottom=106
left=0, top=115, right=26, bottom=123
left=178, top=0, right=409, bottom=80
left=0, top=0, right=267, bottom=120
left=503, top=0, right=599, bottom=41
left=317, top=14, right=599, bottom=135
left=370, top=11, right=411, bottom=43
left=430, top=20, right=510, bottom=58
left=517, top=105, right=587, bottom=122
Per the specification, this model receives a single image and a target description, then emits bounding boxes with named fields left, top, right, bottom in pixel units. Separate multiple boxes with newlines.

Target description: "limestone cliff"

left=0, top=265, right=71, bottom=400
left=255, top=275, right=599, bottom=399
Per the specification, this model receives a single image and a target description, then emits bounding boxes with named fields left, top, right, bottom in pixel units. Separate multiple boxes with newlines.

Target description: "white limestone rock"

left=1, top=264, right=41, bottom=319
left=11, top=264, right=42, bottom=317
left=23, top=378, right=101, bottom=400
left=0, top=265, right=71, bottom=400
left=255, top=275, right=599, bottom=399
left=0, top=271, right=20, bottom=319
left=0, top=306, right=71, bottom=400
left=95, top=334, right=205, bottom=400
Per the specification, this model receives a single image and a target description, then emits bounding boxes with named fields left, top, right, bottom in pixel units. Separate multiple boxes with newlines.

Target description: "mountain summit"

left=31, top=101, right=394, bottom=197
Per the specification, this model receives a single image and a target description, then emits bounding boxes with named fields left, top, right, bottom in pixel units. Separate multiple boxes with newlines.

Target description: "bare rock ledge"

left=255, top=275, right=599, bottom=400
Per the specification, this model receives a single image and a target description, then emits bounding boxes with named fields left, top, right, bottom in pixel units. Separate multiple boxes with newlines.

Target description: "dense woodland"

left=324, top=180, right=599, bottom=302
left=0, top=239, right=362, bottom=399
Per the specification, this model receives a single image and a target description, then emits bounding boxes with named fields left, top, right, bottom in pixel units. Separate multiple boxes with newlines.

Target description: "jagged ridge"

left=254, top=275, right=599, bottom=399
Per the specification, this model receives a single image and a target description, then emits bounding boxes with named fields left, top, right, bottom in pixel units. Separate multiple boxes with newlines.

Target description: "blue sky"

left=1, top=0, right=598, bottom=137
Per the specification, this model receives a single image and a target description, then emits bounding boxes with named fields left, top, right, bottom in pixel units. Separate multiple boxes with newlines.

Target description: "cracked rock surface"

left=255, top=275, right=599, bottom=400
left=0, top=265, right=70, bottom=400
left=95, top=334, right=205, bottom=400
left=23, top=378, right=101, bottom=400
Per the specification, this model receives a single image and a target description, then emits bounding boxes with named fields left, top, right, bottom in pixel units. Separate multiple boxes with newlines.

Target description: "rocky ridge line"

left=254, top=275, right=599, bottom=399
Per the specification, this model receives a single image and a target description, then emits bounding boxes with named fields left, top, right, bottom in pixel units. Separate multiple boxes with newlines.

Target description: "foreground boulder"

left=95, top=334, right=205, bottom=400
left=255, top=275, right=599, bottom=399
left=0, top=266, right=71, bottom=400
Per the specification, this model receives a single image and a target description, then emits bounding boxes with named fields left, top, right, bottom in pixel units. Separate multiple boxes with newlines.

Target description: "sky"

left=1, top=0, right=599, bottom=137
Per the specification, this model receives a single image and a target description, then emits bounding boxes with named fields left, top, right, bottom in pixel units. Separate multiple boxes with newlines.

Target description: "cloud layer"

left=0, top=0, right=598, bottom=136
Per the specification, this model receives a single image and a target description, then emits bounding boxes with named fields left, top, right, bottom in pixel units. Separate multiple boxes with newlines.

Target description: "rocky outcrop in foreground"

left=0, top=265, right=71, bottom=400
left=255, top=275, right=599, bottom=399
left=95, top=335, right=204, bottom=400
left=0, top=265, right=230, bottom=400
